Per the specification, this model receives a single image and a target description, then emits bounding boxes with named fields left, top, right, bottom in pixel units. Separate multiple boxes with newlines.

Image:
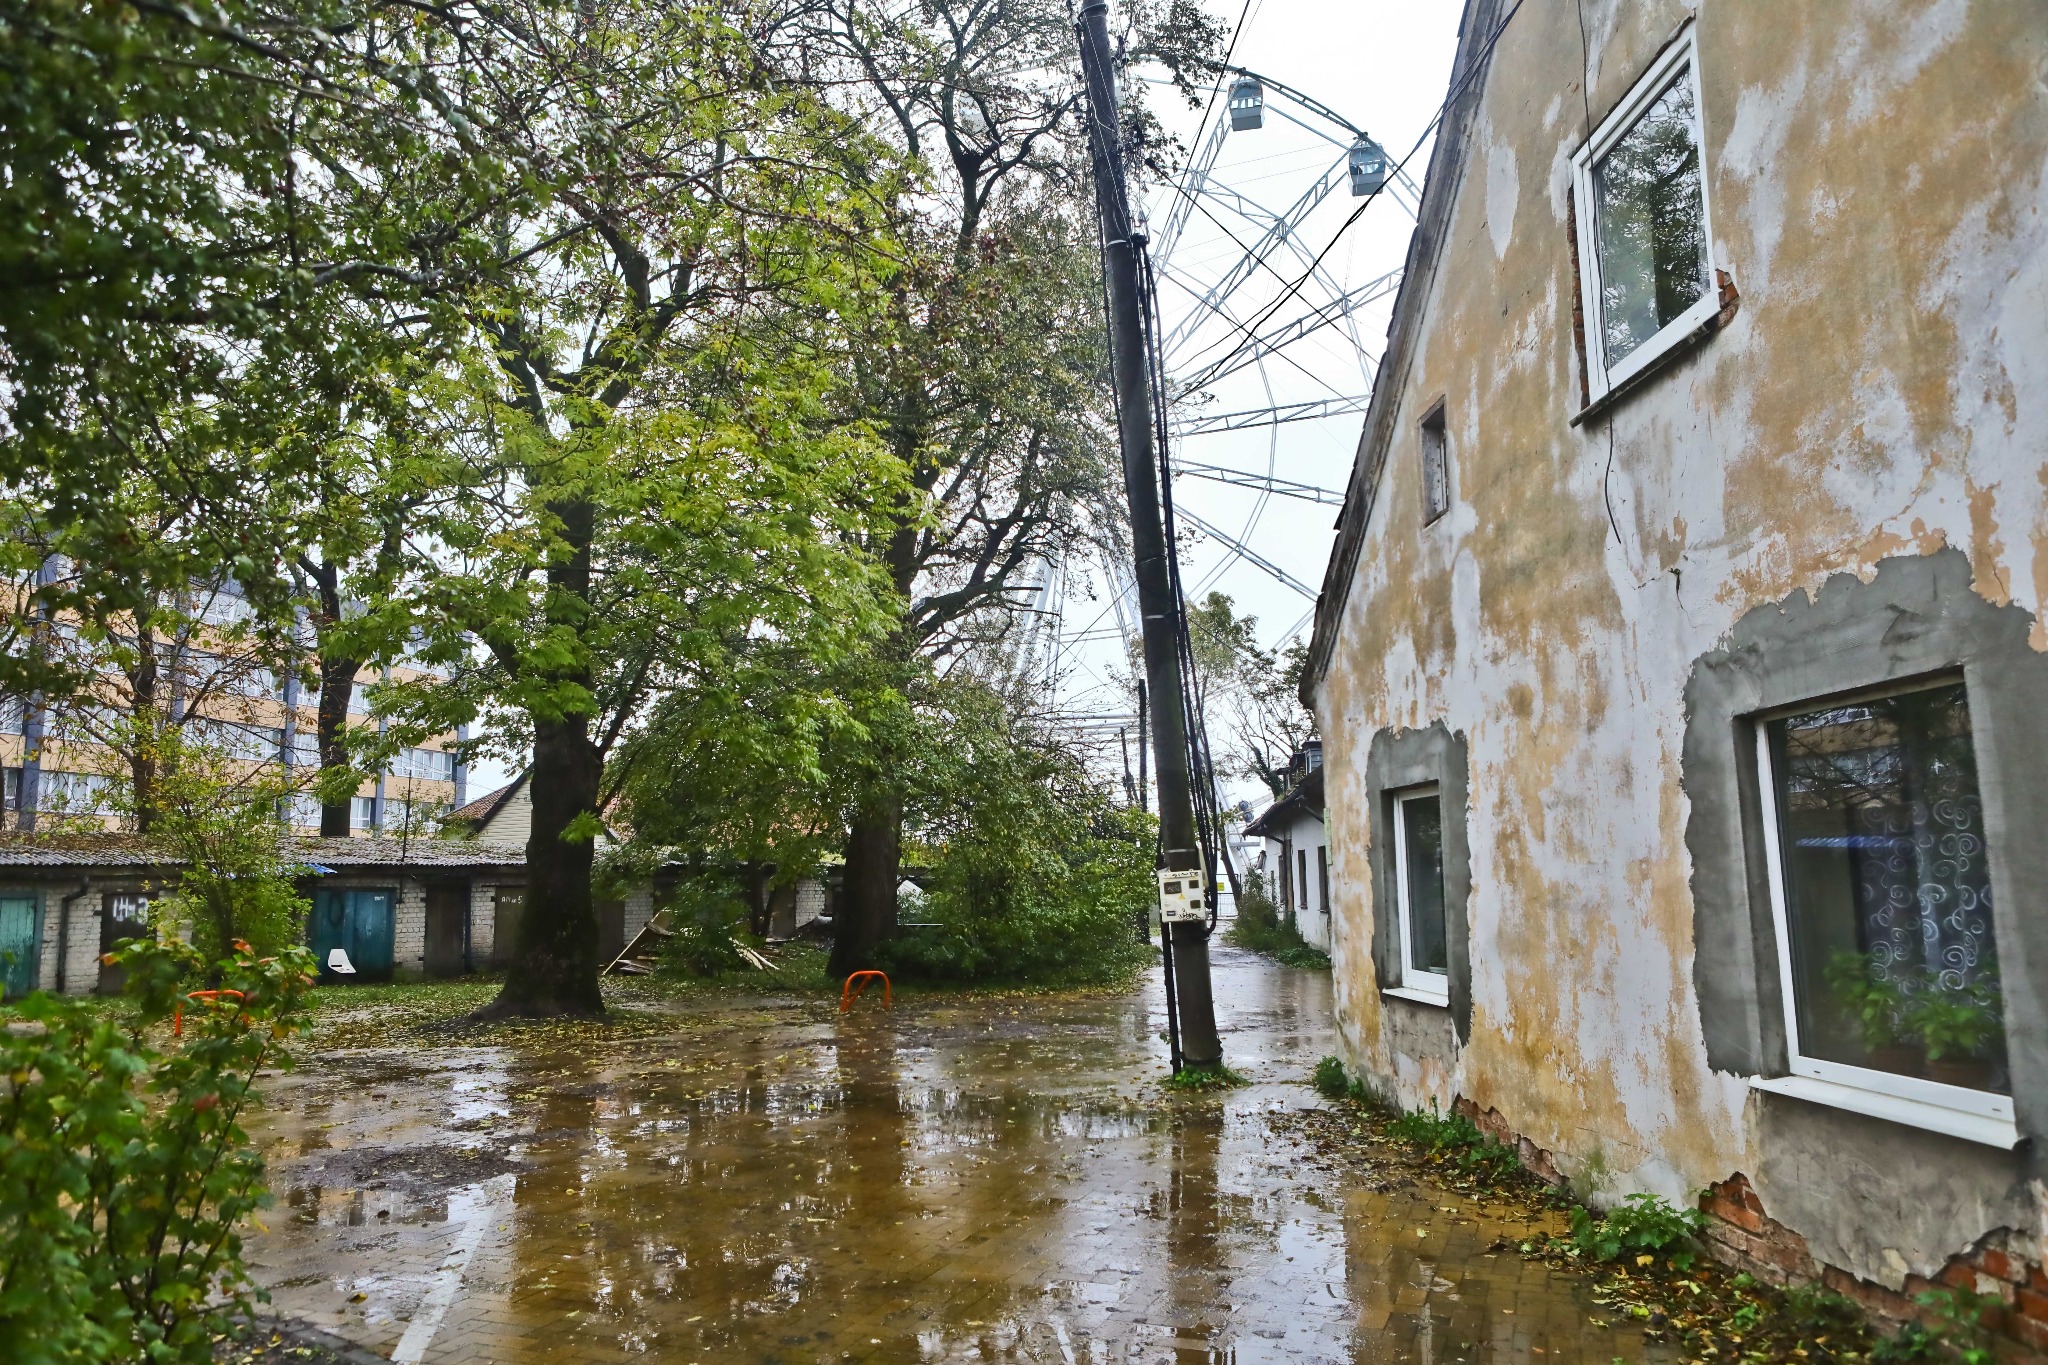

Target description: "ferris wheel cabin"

left=1228, top=76, right=1264, bottom=131
left=1349, top=138, right=1387, bottom=196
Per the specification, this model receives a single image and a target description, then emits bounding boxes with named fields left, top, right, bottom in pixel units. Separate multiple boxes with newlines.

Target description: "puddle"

left=245, top=945, right=1669, bottom=1363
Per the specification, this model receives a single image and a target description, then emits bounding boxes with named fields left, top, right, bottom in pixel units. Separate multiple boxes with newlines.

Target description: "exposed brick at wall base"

left=1451, top=1097, right=1565, bottom=1187
left=1704, top=1174, right=2048, bottom=1361
left=1436, top=1099, right=2048, bottom=1361
left=1701, top=1175, right=1818, bottom=1285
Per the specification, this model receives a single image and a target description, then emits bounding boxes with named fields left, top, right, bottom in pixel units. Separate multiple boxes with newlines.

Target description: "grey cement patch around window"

left=1365, top=722, right=1472, bottom=1043
left=1683, top=547, right=2048, bottom=1183
left=1753, top=1083, right=2035, bottom=1288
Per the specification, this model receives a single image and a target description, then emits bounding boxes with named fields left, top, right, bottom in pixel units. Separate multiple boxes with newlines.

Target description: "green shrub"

left=1870, top=1287, right=2000, bottom=1365
left=1312, top=1055, right=1349, bottom=1098
left=655, top=874, right=756, bottom=979
left=1386, top=1104, right=1523, bottom=1183
left=1567, top=1191, right=1707, bottom=1268
left=1162, top=1064, right=1249, bottom=1092
left=1225, top=870, right=1330, bottom=968
left=1783, top=1283, right=1862, bottom=1334
left=880, top=772, right=1154, bottom=988
left=0, top=937, right=315, bottom=1363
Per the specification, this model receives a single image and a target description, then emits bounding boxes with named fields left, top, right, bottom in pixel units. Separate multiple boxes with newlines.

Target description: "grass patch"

left=1289, top=1058, right=1992, bottom=1361
left=1162, top=1063, right=1250, bottom=1092
left=1384, top=1103, right=1526, bottom=1186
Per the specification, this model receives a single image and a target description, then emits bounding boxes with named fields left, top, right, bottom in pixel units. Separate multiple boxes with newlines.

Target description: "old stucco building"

left=1305, top=0, right=2048, bottom=1336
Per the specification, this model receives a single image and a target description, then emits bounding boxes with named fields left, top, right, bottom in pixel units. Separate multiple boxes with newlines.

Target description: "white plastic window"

left=1570, top=27, right=1719, bottom=402
left=1391, top=786, right=1449, bottom=1004
left=1753, top=681, right=2016, bottom=1144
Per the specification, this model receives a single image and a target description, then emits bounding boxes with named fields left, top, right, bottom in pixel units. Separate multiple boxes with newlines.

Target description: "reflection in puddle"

left=245, top=949, right=1669, bottom=1363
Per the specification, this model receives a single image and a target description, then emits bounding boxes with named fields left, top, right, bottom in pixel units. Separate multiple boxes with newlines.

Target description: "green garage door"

left=0, top=895, right=41, bottom=1000
left=308, top=888, right=396, bottom=981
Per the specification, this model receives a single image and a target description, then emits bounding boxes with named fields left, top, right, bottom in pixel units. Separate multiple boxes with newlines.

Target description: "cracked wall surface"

left=1311, top=0, right=2048, bottom=1289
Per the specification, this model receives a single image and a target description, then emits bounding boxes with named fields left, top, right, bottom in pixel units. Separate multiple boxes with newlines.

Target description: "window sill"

left=1382, top=984, right=1450, bottom=1009
left=1749, top=1074, right=2020, bottom=1150
left=1571, top=277, right=1738, bottom=428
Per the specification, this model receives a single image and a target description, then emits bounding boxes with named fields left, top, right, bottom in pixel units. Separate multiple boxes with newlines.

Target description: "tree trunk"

left=480, top=714, right=606, bottom=1017
left=829, top=790, right=901, bottom=978
left=301, top=559, right=360, bottom=839
left=315, top=651, right=359, bottom=837
left=127, top=624, right=159, bottom=833
left=478, top=489, right=605, bottom=1019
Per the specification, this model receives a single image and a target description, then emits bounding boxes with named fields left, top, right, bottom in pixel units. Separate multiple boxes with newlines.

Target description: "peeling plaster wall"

left=1313, top=0, right=2048, bottom=1280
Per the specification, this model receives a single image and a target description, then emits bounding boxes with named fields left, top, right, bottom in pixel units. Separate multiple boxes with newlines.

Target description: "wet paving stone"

left=244, top=946, right=1670, bottom=1363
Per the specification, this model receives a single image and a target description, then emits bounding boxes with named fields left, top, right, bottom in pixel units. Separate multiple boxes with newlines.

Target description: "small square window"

left=1393, top=787, right=1449, bottom=1002
left=1757, top=680, right=2011, bottom=1122
left=1570, top=28, right=1719, bottom=402
left=1419, top=403, right=1450, bottom=525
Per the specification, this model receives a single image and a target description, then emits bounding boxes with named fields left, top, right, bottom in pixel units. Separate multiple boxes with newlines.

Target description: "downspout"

left=54, top=876, right=90, bottom=995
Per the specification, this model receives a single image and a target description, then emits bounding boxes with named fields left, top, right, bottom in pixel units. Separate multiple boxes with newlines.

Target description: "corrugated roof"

left=0, top=833, right=524, bottom=873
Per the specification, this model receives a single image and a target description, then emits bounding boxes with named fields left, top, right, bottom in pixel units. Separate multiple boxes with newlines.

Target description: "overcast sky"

left=1047, top=0, right=1465, bottom=815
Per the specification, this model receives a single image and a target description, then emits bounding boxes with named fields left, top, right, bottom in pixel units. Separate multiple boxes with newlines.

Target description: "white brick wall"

left=469, top=882, right=498, bottom=961
left=60, top=895, right=101, bottom=995
left=392, top=881, right=427, bottom=973
left=795, top=878, right=825, bottom=928
left=622, top=885, right=653, bottom=947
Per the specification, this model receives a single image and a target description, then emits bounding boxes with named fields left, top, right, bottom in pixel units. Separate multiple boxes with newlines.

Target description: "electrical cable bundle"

left=1137, top=239, right=1233, bottom=936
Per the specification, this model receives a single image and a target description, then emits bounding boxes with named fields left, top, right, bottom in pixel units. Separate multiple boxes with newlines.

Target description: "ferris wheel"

left=1145, top=66, right=1421, bottom=624
left=1032, top=57, right=1422, bottom=765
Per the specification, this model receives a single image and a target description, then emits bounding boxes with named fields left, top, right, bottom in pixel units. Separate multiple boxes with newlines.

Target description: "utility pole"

left=1076, top=0, right=1223, bottom=1070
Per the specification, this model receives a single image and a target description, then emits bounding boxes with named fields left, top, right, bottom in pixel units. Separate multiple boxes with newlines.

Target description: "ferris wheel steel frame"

left=1135, top=62, right=1417, bottom=625
left=1036, top=55, right=1419, bottom=744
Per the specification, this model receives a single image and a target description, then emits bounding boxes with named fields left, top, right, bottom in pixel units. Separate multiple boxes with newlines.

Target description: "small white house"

left=1244, top=749, right=1329, bottom=951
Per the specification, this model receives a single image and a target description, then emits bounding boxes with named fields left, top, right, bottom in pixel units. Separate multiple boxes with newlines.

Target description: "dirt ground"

left=242, top=945, right=1670, bottom=1363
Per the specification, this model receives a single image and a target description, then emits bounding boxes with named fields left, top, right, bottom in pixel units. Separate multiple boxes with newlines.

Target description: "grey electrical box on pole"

left=1075, top=0, right=1222, bottom=1070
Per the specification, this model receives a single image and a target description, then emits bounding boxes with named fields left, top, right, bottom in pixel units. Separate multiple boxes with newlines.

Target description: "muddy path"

left=245, top=946, right=1667, bottom=1363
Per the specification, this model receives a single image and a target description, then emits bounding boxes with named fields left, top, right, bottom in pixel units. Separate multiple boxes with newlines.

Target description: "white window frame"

left=1750, top=712, right=2019, bottom=1148
left=1569, top=25, right=1720, bottom=404
left=1389, top=785, right=1450, bottom=1006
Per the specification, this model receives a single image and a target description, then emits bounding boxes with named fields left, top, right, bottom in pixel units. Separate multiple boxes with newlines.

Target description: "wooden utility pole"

left=1076, top=0, right=1222, bottom=1070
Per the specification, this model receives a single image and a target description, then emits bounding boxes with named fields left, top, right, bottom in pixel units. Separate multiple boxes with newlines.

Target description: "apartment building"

left=0, top=578, right=466, bottom=834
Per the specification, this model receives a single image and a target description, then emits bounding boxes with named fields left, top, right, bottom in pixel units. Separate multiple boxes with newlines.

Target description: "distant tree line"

left=1, top=0, right=1220, bottom=1014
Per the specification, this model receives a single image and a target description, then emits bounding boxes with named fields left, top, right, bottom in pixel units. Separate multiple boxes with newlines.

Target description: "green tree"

left=1185, top=592, right=1314, bottom=798
left=880, top=677, right=1153, bottom=985
left=806, top=0, right=1222, bottom=974
left=0, top=0, right=511, bottom=695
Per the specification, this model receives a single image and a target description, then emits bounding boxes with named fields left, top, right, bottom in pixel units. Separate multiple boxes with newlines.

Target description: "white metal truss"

left=1137, top=64, right=1418, bottom=622
left=1174, top=508, right=1319, bottom=601
left=1169, top=460, right=1343, bottom=506
left=1169, top=394, right=1370, bottom=438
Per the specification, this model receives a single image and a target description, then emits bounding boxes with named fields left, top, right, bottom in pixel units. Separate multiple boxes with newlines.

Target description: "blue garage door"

left=308, top=888, right=396, bottom=981
left=0, top=895, right=41, bottom=1000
